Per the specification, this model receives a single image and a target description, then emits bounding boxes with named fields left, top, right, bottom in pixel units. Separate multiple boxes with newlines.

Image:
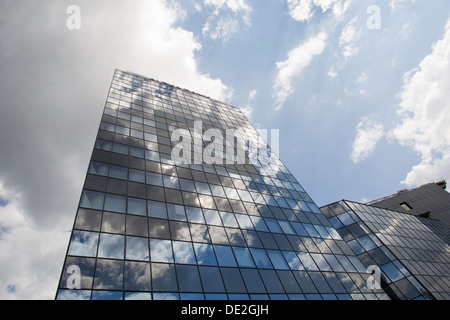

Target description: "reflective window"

left=80, top=191, right=104, bottom=210
left=278, top=220, right=296, bottom=235
left=185, top=206, right=205, bottom=223
left=250, top=248, right=273, bottom=269
left=148, top=218, right=170, bottom=239
left=104, top=194, right=126, bottom=213
left=235, top=214, right=254, bottom=230
left=98, top=233, right=125, bottom=259
left=208, top=226, right=229, bottom=245
left=221, top=268, right=246, bottom=293
left=93, top=259, right=123, bottom=290
left=297, top=252, right=318, bottom=271
left=282, top=251, right=303, bottom=270
left=249, top=216, right=269, bottom=232
left=151, top=263, right=178, bottom=292
left=241, top=269, right=266, bottom=293
left=190, top=224, right=211, bottom=243
left=265, top=218, right=283, bottom=233
left=176, top=265, right=203, bottom=292
left=381, top=261, right=405, bottom=282
left=126, top=215, right=148, bottom=237
left=233, top=247, right=255, bottom=268
left=148, top=201, right=167, bottom=219
left=194, top=243, right=218, bottom=266
left=214, top=245, right=237, bottom=267
left=146, top=172, right=163, bottom=187
left=303, top=224, right=320, bottom=238
left=173, top=241, right=196, bottom=264
left=89, top=161, right=109, bottom=176
left=68, top=230, right=99, bottom=257
left=163, top=175, right=180, bottom=189
left=126, top=236, right=149, bottom=261
left=267, top=250, right=289, bottom=270
left=129, top=169, right=145, bottom=183
left=199, top=266, right=225, bottom=292
left=150, top=239, right=173, bottom=263
left=310, top=253, right=332, bottom=271
left=109, top=165, right=128, bottom=180
left=127, top=197, right=147, bottom=216
left=202, top=209, right=221, bottom=226
left=259, top=270, right=285, bottom=293
left=101, top=212, right=125, bottom=234
left=124, top=261, right=151, bottom=291
left=167, top=204, right=187, bottom=221
left=220, top=212, right=239, bottom=228
left=170, top=221, right=191, bottom=241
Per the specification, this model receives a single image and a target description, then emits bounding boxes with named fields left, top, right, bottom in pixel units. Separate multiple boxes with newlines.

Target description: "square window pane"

left=173, top=241, right=196, bottom=264
left=93, top=259, right=123, bottom=290
left=148, top=218, right=170, bottom=239
left=194, top=243, right=218, bottom=266
left=146, top=172, right=163, bottom=187
left=124, top=261, right=151, bottom=293
left=190, top=224, right=211, bottom=243
left=101, top=212, right=125, bottom=234
left=220, top=212, right=238, bottom=228
left=80, top=191, right=104, bottom=210
left=126, top=236, right=150, bottom=261
left=233, top=247, right=255, bottom=268
left=126, top=215, right=148, bottom=237
left=151, top=263, right=178, bottom=292
left=109, top=165, right=128, bottom=180
left=148, top=200, right=167, bottom=219
left=267, top=250, right=289, bottom=270
left=129, top=169, right=145, bottom=183
left=128, top=197, right=147, bottom=216
left=167, top=204, right=186, bottom=221
left=98, top=233, right=125, bottom=259
left=150, top=239, right=173, bottom=263
left=68, top=230, right=99, bottom=257
left=250, top=248, right=273, bottom=269
left=203, top=209, right=222, bottom=226
left=214, top=245, right=237, bottom=267
left=199, top=266, right=225, bottom=292
left=186, top=206, right=205, bottom=223
left=235, top=214, right=254, bottom=230
left=104, top=194, right=126, bottom=213
left=176, top=265, right=203, bottom=293
left=89, top=161, right=109, bottom=176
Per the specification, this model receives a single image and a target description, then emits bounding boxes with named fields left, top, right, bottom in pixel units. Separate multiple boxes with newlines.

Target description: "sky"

left=0, top=0, right=449, bottom=299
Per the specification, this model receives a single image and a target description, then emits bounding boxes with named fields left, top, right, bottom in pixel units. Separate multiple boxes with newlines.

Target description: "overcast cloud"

left=0, top=0, right=230, bottom=299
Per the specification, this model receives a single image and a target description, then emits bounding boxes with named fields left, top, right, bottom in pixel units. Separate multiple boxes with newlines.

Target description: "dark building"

left=368, top=181, right=450, bottom=229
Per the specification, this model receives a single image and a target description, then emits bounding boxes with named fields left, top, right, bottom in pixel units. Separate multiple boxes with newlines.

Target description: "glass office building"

left=321, top=201, right=450, bottom=300
left=56, top=69, right=447, bottom=300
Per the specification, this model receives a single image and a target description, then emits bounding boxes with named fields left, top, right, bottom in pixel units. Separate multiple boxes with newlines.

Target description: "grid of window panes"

left=321, top=200, right=450, bottom=300
left=57, top=70, right=388, bottom=300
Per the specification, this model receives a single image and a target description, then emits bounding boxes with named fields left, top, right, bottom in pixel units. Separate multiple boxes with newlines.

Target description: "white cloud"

left=286, top=0, right=352, bottom=23
left=273, top=32, right=328, bottom=110
left=239, top=89, right=257, bottom=119
left=389, top=0, right=416, bottom=11
left=339, top=19, right=361, bottom=59
left=201, top=0, right=251, bottom=44
left=0, top=0, right=231, bottom=299
left=351, top=116, right=384, bottom=164
left=0, top=182, right=69, bottom=300
left=389, top=17, right=450, bottom=186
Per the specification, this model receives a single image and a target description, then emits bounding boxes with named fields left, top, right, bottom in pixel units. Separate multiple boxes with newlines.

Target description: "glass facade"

left=57, top=69, right=449, bottom=301
left=321, top=200, right=450, bottom=300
